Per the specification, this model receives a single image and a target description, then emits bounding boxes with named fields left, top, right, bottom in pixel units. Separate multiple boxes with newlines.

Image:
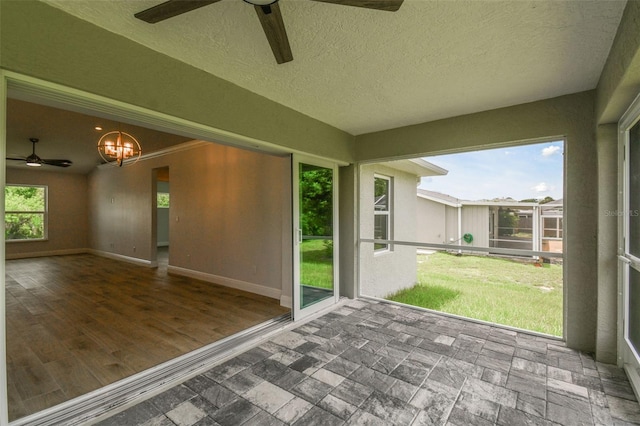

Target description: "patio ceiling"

left=45, top=0, right=626, bottom=136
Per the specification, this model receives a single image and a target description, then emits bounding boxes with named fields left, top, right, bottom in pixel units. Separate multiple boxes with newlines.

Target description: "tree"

left=299, top=167, right=333, bottom=237
left=498, top=207, right=519, bottom=236
left=539, top=196, right=555, bottom=204
left=5, top=186, right=46, bottom=240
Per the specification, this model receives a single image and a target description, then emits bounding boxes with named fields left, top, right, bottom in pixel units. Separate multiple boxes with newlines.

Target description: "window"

left=5, top=185, right=47, bottom=241
left=542, top=216, right=563, bottom=239
left=374, top=175, right=392, bottom=251
left=157, top=192, right=170, bottom=208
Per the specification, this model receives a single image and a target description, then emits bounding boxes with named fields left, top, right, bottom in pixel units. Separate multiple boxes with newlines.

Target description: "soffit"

left=45, top=0, right=626, bottom=135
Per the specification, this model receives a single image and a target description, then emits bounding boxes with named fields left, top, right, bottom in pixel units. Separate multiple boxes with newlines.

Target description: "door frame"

left=618, top=90, right=640, bottom=397
left=292, top=154, right=340, bottom=321
left=0, top=70, right=348, bottom=426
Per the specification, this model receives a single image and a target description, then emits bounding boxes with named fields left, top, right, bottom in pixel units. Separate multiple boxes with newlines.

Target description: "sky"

left=419, top=141, right=564, bottom=201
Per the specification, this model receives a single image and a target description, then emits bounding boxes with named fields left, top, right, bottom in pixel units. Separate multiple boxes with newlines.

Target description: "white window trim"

left=374, top=174, right=393, bottom=254
left=5, top=184, right=48, bottom=242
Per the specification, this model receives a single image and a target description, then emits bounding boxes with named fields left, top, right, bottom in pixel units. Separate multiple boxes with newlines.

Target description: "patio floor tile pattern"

left=97, top=299, right=640, bottom=426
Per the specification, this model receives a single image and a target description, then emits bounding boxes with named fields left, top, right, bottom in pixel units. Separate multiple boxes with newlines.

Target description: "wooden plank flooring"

left=5, top=253, right=290, bottom=421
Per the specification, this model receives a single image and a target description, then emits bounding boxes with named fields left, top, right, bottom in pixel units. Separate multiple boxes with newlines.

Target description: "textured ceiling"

left=45, top=0, right=626, bottom=135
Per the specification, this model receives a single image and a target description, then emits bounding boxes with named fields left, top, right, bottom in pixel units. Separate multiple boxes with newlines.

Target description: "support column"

left=596, top=123, right=619, bottom=364
left=339, top=164, right=358, bottom=299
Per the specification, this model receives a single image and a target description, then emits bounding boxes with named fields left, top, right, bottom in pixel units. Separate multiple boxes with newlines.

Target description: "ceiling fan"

left=134, top=0, right=404, bottom=64
left=6, top=138, right=73, bottom=168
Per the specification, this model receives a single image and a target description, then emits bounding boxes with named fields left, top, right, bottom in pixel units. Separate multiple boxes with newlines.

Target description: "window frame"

left=374, top=174, right=393, bottom=253
left=5, top=184, right=48, bottom=242
left=542, top=216, right=563, bottom=240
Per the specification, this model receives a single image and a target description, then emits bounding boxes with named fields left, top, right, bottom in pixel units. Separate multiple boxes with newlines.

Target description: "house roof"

left=417, top=189, right=543, bottom=208
left=417, top=189, right=461, bottom=207
left=379, top=158, right=448, bottom=178
left=45, top=1, right=626, bottom=136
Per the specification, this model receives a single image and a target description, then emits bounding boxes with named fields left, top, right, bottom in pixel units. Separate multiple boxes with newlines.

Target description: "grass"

left=301, top=239, right=333, bottom=289
left=387, top=252, right=563, bottom=336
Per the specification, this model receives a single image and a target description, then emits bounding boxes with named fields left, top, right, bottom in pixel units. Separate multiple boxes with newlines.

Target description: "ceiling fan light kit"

left=134, top=0, right=403, bottom=64
left=6, top=138, right=73, bottom=168
left=97, top=131, right=142, bottom=167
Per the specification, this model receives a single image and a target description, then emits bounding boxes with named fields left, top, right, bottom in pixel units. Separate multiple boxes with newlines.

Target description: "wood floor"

left=5, top=252, right=290, bottom=421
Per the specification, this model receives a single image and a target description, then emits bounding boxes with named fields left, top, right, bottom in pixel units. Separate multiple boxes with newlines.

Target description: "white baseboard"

left=167, top=265, right=281, bottom=300
left=88, top=249, right=156, bottom=267
left=5, top=248, right=88, bottom=260
left=280, top=295, right=292, bottom=309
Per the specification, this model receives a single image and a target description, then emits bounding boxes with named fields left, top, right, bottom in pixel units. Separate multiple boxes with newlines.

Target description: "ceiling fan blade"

left=42, top=159, right=73, bottom=168
left=6, top=157, right=26, bottom=161
left=253, top=3, right=293, bottom=64
left=135, top=0, right=222, bottom=23
left=311, top=0, right=403, bottom=12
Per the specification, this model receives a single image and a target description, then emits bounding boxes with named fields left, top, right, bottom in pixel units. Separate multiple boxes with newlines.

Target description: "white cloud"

left=542, top=145, right=561, bottom=157
left=532, top=182, right=549, bottom=193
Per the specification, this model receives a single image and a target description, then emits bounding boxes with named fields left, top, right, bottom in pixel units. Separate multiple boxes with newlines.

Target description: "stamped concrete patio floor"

left=97, top=299, right=640, bottom=425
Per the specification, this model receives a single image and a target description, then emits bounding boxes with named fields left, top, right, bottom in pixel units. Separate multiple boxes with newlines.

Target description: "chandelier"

left=97, top=131, right=142, bottom=167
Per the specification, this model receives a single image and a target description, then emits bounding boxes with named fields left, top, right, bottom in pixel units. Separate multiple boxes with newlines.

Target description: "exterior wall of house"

left=445, top=206, right=459, bottom=244
left=5, top=168, right=88, bottom=259
left=417, top=200, right=490, bottom=249
left=461, top=205, right=489, bottom=248
left=596, top=123, right=619, bottom=364
left=359, top=164, right=417, bottom=298
left=595, top=1, right=640, bottom=365
left=416, top=197, right=447, bottom=245
left=339, top=165, right=358, bottom=299
left=88, top=142, right=290, bottom=301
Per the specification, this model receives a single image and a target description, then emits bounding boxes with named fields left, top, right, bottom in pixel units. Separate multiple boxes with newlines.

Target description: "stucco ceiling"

left=45, top=0, right=625, bottom=136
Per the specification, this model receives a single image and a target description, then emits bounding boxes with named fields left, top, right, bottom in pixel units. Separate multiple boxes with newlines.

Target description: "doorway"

left=292, top=155, right=339, bottom=320
left=154, top=166, right=170, bottom=270
left=619, top=97, right=640, bottom=395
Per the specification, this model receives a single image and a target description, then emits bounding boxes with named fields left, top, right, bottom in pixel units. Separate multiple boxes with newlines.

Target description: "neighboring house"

left=541, top=198, right=564, bottom=253
left=417, top=189, right=564, bottom=255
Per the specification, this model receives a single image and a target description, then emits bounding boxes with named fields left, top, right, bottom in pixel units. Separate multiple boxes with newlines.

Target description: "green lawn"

left=301, top=239, right=333, bottom=289
left=387, top=252, right=563, bottom=336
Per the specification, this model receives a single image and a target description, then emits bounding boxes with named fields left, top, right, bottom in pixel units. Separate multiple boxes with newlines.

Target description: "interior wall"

left=88, top=142, right=290, bottom=299
left=0, top=1, right=355, bottom=164
left=6, top=168, right=88, bottom=259
left=356, top=91, right=597, bottom=352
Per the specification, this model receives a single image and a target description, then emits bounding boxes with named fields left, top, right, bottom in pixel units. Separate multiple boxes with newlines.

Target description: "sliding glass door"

left=620, top=95, right=640, bottom=395
left=292, top=155, right=339, bottom=320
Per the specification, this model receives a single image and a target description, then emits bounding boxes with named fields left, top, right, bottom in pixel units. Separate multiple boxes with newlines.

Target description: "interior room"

left=5, top=98, right=292, bottom=420
left=2, top=0, right=640, bottom=425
